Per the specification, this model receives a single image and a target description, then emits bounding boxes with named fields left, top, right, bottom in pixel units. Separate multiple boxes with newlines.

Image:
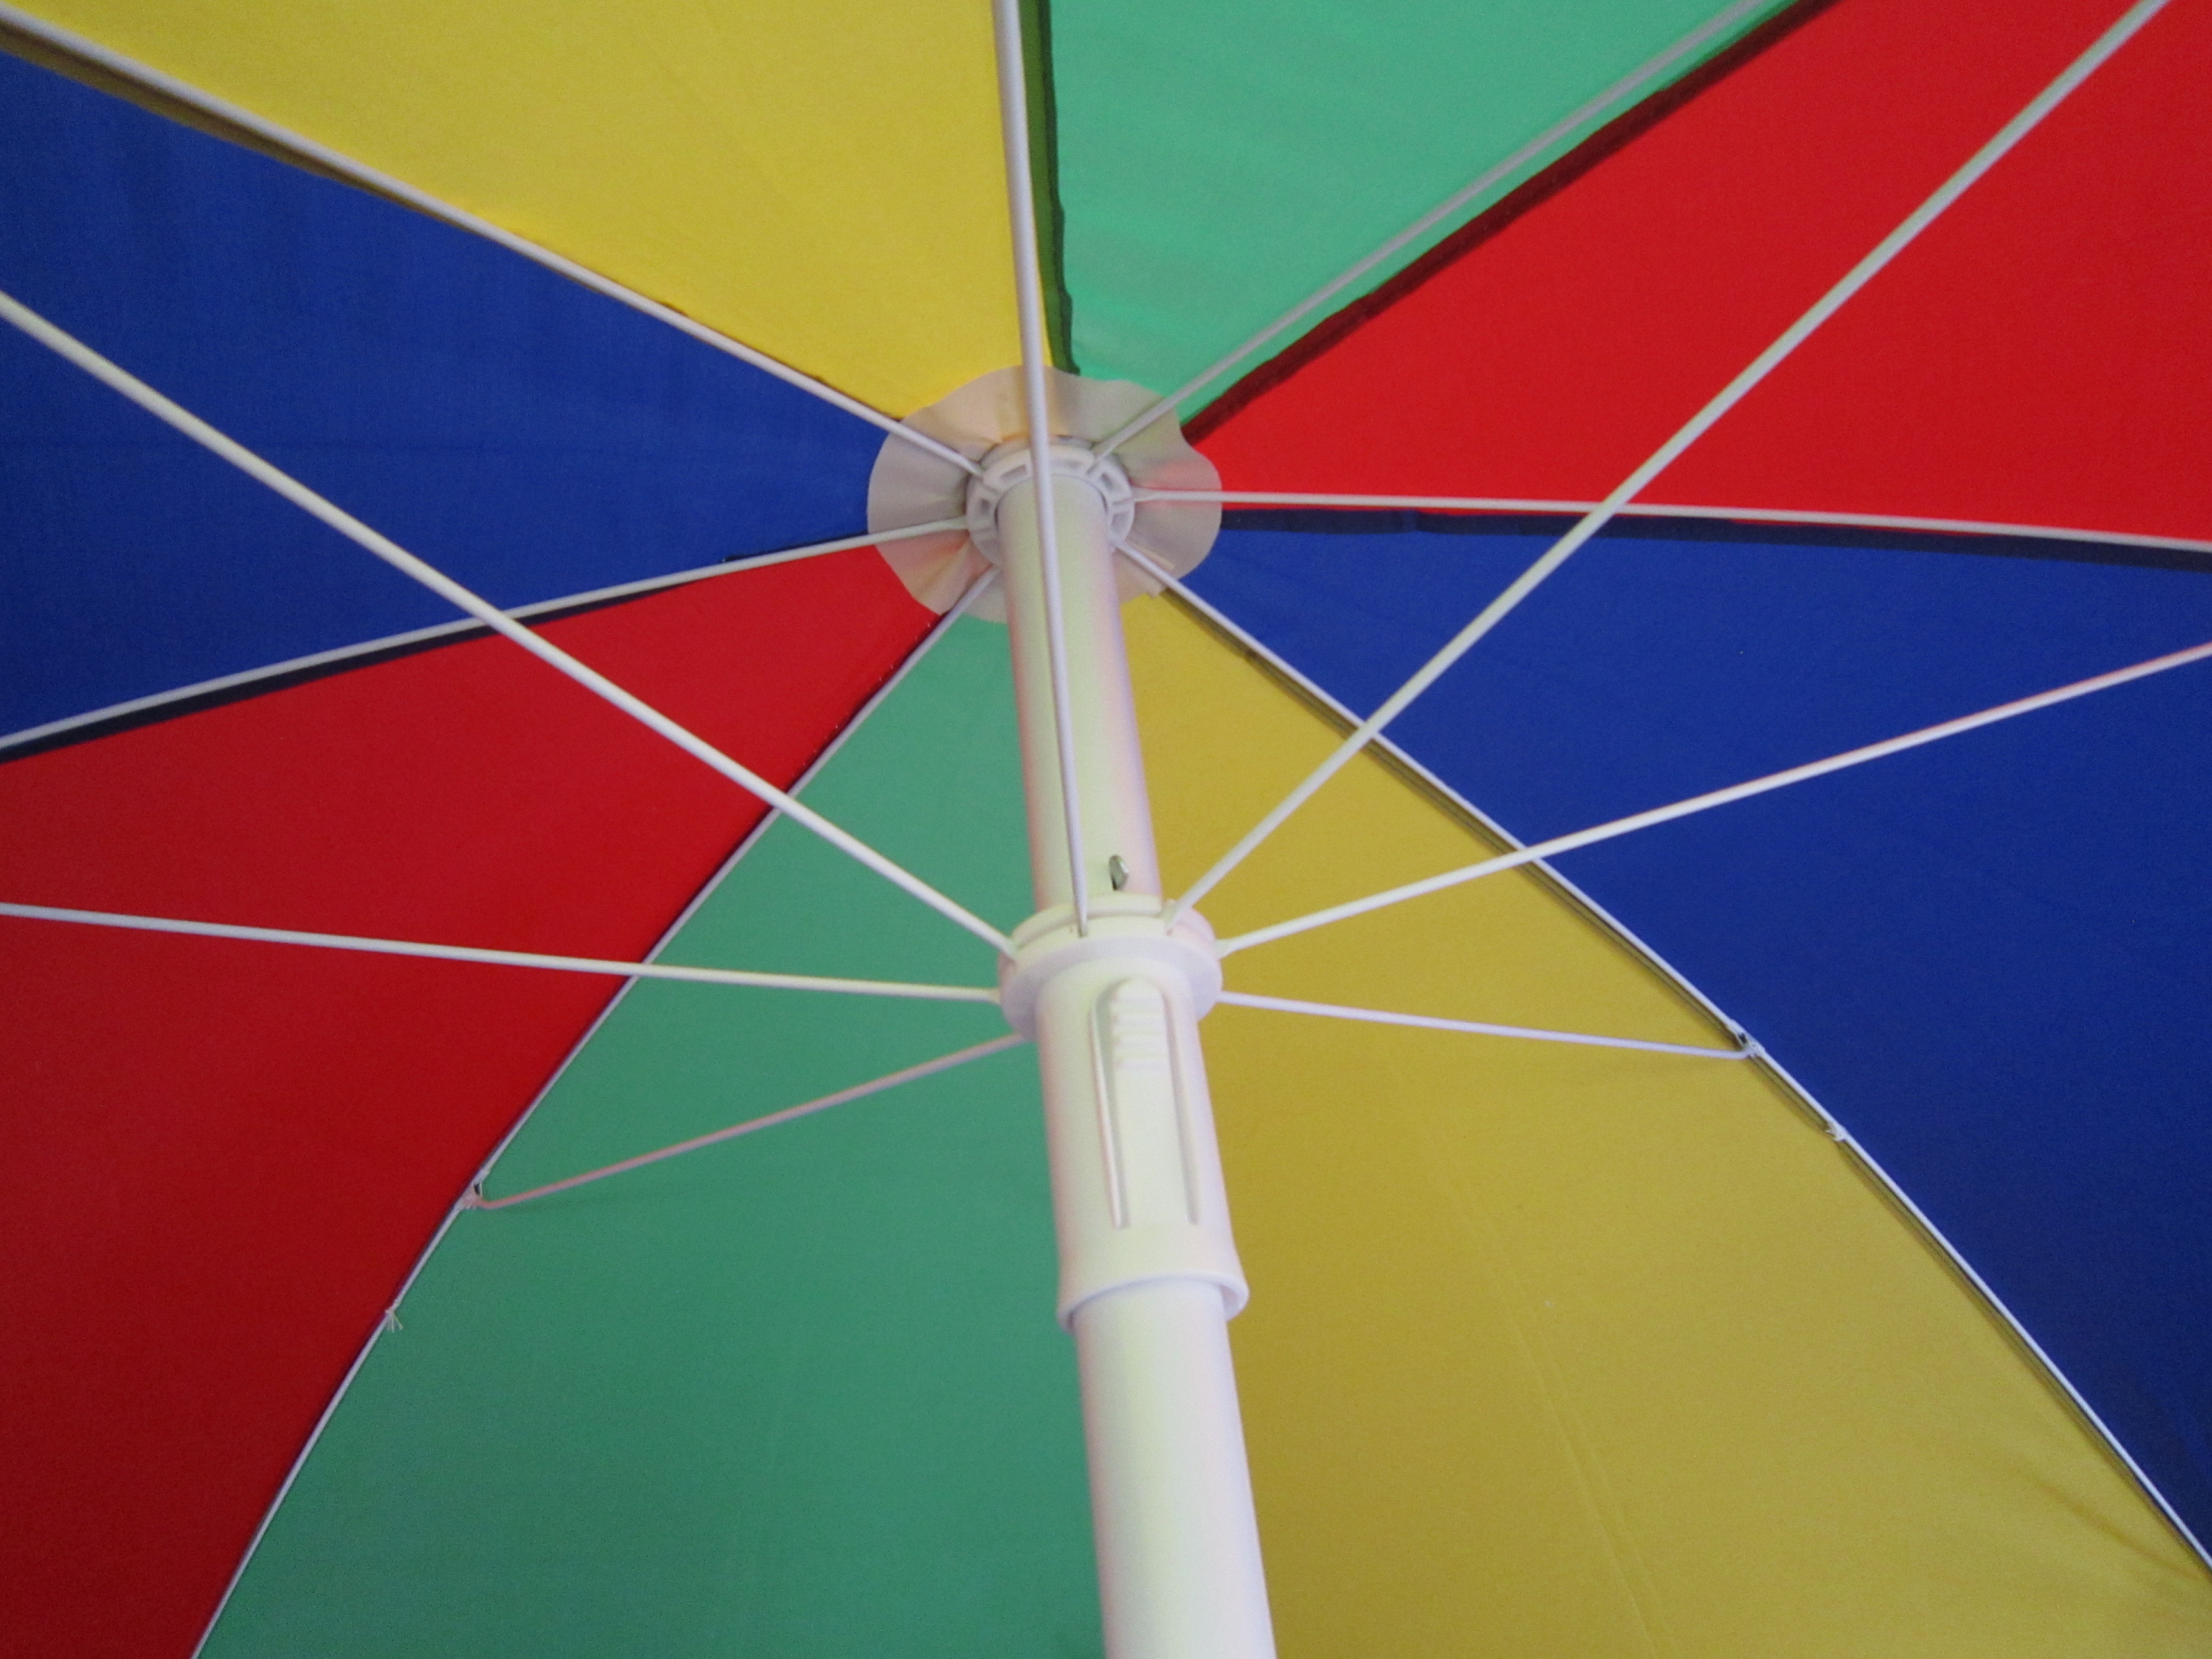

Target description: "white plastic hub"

left=879, top=368, right=1272, bottom=1658
left=997, top=895, right=1222, bottom=1043
left=864, top=364, right=1221, bottom=620
left=966, top=438, right=1137, bottom=568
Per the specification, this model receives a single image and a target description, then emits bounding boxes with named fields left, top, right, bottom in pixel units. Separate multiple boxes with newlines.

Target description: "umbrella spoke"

left=0, top=911, right=1004, bottom=1000
left=468, top=1034, right=1028, bottom=1210
left=0, top=516, right=967, bottom=759
left=0, top=288, right=1016, bottom=957
left=0, top=901, right=1002, bottom=1002
left=1134, top=490, right=2212, bottom=565
left=1091, top=0, right=1781, bottom=460
left=1218, top=634, right=2212, bottom=958
left=1169, top=0, right=2174, bottom=922
left=1215, top=990, right=1750, bottom=1059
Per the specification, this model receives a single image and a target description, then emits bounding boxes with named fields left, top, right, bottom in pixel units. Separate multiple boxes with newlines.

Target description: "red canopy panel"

left=1198, top=0, right=2212, bottom=546
left=0, top=550, right=931, bottom=1658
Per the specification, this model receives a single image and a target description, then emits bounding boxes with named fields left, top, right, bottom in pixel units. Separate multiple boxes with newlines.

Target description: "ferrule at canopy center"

left=867, top=365, right=1221, bottom=620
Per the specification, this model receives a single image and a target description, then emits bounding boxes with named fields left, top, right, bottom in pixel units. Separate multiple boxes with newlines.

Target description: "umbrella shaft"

left=997, top=461, right=1160, bottom=910
left=1077, top=1283, right=1274, bottom=1659
left=995, top=463, right=1276, bottom=1658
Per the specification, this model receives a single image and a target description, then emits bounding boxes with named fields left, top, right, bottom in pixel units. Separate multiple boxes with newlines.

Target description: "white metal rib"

left=1218, top=632, right=2212, bottom=957
left=0, top=517, right=966, bottom=757
left=1214, top=990, right=1748, bottom=1059
left=472, top=1034, right=1028, bottom=1209
left=0, top=902, right=1000, bottom=1002
left=1171, top=0, right=2172, bottom=922
left=0, top=285, right=1014, bottom=956
left=1091, top=0, right=1782, bottom=458
left=991, top=0, right=1089, bottom=934
left=1136, top=490, right=2212, bottom=562
left=0, top=0, right=981, bottom=477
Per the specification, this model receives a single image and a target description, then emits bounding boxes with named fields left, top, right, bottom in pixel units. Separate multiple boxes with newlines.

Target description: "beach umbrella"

left=3, top=1, right=2209, bottom=1655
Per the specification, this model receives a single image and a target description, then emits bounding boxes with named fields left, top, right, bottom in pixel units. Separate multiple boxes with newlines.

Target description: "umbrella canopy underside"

left=4, top=1, right=2209, bottom=1654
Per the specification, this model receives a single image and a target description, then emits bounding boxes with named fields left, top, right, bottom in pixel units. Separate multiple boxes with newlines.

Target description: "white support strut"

left=1214, top=990, right=1750, bottom=1059
left=0, top=901, right=997, bottom=1002
left=1218, top=631, right=2212, bottom=957
left=472, top=1033, right=1028, bottom=1209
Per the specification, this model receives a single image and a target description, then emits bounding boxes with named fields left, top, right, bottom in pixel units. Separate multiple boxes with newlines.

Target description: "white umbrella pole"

left=993, top=454, right=1276, bottom=1659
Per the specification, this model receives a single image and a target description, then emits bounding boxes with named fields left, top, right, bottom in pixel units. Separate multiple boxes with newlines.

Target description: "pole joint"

left=998, top=898, right=1222, bottom=1041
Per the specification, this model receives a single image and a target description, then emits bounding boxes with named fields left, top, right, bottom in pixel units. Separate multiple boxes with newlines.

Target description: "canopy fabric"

left=1184, top=0, right=2212, bottom=1539
left=1195, top=0, right=2212, bottom=541
left=3, top=0, right=2210, bottom=1654
left=1047, top=0, right=1793, bottom=392
left=1130, top=599, right=2212, bottom=1653
left=193, top=620, right=1088, bottom=1658
left=0, top=45, right=890, bottom=736
left=9, top=0, right=1019, bottom=413
left=0, top=554, right=937, bottom=1657
left=174, top=595, right=2212, bottom=1657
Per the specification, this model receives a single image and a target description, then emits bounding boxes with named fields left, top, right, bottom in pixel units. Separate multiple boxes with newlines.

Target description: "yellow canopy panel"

left=12, top=0, right=1018, bottom=415
left=1126, top=593, right=2212, bottom=1658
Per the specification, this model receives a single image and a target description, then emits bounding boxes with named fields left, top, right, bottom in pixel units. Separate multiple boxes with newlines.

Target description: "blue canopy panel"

left=1189, top=511, right=2212, bottom=1543
left=0, top=47, right=882, bottom=739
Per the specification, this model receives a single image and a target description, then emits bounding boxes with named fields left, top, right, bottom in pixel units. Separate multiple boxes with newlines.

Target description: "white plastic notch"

left=1092, top=978, right=1199, bottom=1230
